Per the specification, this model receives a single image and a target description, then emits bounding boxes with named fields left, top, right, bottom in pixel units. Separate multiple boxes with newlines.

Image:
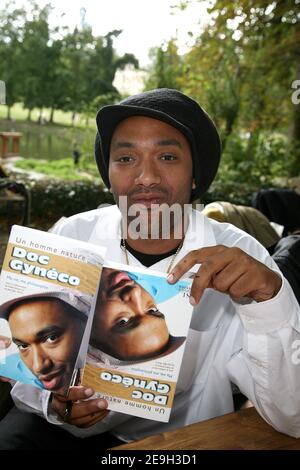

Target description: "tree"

left=0, top=4, right=25, bottom=119
left=178, top=26, right=242, bottom=148
left=81, top=30, right=139, bottom=120
left=145, top=39, right=183, bottom=90
left=60, top=25, right=95, bottom=124
left=0, top=1, right=139, bottom=125
left=205, top=0, right=300, bottom=173
left=21, top=3, right=61, bottom=122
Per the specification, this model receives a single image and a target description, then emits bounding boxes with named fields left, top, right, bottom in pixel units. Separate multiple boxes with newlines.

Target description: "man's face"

left=91, top=268, right=170, bottom=360
left=108, top=116, right=194, bottom=235
left=9, top=299, right=85, bottom=394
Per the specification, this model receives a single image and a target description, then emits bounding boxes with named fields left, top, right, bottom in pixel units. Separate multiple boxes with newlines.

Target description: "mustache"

left=108, top=283, right=136, bottom=298
left=37, top=367, right=64, bottom=381
left=127, top=187, right=169, bottom=198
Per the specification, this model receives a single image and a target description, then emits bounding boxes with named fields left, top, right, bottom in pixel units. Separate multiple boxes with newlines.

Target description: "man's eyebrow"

left=13, top=325, right=64, bottom=344
left=111, top=139, right=183, bottom=151
left=111, top=141, right=135, bottom=151
left=156, top=139, right=183, bottom=148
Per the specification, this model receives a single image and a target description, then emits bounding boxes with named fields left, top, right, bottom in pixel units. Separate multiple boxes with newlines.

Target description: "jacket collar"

left=87, top=205, right=216, bottom=273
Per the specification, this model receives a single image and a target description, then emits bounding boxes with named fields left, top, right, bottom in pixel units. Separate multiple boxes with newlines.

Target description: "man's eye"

left=160, top=154, right=177, bottom=161
left=147, top=307, right=164, bottom=319
left=17, top=344, right=28, bottom=351
left=118, top=156, right=133, bottom=163
left=46, top=335, right=59, bottom=344
left=147, top=307, right=159, bottom=314
left=116, top=317, right=130, bottom=327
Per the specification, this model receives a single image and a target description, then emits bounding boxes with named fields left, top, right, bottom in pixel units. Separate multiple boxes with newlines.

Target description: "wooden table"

left=0, top=132, right=22, bottom=158
left=112, top=407, right=300, bottom=450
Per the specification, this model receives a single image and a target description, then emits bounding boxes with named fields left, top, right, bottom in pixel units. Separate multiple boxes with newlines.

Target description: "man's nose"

left=121, top=287, right=144, bottom=315
left=134, top=160, right=161, bottom=187
left=31, top=346, right=52, bottom=375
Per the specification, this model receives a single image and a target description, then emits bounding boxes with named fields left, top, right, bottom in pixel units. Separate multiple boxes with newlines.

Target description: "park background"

left=0, top=0, right=299, bottom=232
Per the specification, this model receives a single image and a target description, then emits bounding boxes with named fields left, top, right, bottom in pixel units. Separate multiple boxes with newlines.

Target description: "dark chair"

left=252, top=189, right=300, bottom=236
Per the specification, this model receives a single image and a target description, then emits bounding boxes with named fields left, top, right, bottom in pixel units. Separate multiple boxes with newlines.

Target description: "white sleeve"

left=49, top=209, right=102, bottom=242
left=227, top=272, right=300, bottom=438
left=11, top=382, right=53, bottom=421
left=11, top=380, right=132, bottom=436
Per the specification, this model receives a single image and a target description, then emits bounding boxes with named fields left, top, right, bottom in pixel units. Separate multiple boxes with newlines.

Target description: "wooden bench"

left=0, top=132, right=22, bottom=158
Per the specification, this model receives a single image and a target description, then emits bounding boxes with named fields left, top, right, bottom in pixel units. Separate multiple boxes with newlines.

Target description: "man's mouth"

left=39, top=369, right=65, bottom=391
left=130, top=193, right=166, bottom=209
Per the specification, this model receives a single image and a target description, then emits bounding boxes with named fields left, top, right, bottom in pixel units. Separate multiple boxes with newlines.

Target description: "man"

left=1, top=88, right=300, bottom=449
left=0, top=291, right=88, bottom=394
left=88, top=267, right=186, bottom=363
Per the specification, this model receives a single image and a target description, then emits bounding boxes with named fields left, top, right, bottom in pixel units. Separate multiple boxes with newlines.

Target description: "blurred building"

left=113, top=65, right=148, bottom=96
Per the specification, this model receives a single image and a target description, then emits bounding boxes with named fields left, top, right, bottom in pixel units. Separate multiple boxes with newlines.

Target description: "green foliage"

left=0, top=1, right=139, bottom=124
left=0, top=4, right=25, bottom=116
left=204, top=131, right=297, bottom=206
left=203, top=181, right=258, bottom=207
left=145, top=40, right=183, bottom=90
left=12, top=175, right=114, bottom=230
left=159, top=0, right=300, bottom=181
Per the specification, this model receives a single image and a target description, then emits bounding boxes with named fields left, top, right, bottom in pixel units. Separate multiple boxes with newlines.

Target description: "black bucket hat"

left=95, top=88, right=221, bottom=200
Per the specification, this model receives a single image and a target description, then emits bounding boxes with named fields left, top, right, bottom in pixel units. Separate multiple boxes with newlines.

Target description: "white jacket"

left=11, top=206, right=300, bottom=441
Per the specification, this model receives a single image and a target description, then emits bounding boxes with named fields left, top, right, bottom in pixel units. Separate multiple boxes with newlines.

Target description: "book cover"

left=0, top=225, right=106, bottom=395
left=81, top=261, right=193, bottom=422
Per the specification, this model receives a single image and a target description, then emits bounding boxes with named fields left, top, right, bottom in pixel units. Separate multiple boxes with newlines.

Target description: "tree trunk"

left=71, top=111, right=76, bottom=126
left=6, top=106, right=11, bottom=120
left=38, top=108, right=43, bottom=124
left=85, top=116, right=89, bottom=126
left=49, top=107, right=55, bottom=124
left=222, top=111, right=238, bottom=150
left=27, top=109, right=32, bottom=121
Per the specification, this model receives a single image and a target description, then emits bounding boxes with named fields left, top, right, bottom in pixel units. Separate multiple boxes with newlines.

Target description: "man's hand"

left=167, top=245, right=282, bottom=305
left=51, top=386, right=109, bottom=428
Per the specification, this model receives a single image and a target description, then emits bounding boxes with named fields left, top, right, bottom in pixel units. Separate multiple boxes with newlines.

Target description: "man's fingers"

left=167, top=252, right=199, bottom=284
left=69, top=398, right=108, bottom=420
left=168, top=244, right=282, bottom=304
left=52, top=394, right=108, bottom=424
left=189, top=264, right=216, bottom=304
left=210, top=261, right=248, bottom=294
left=168, top=245, right=228, bottom=284
left=71, top=409, right=109, bottom=428
left=55, top=386, right=95, bottom=403
left=227, top=272, right=257, bottom=300
left=189, top=252, right=236, bottom=304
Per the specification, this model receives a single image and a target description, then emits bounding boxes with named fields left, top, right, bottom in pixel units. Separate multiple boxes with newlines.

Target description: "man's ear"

left=192, top=180, right=196, bottom=190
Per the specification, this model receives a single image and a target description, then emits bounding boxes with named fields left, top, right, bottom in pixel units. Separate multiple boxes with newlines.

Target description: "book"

left=0, top=225, right=194, bottom=422
left=81, top=261, right=193, bottom=423
left=0, top=225, right=106, bottom=395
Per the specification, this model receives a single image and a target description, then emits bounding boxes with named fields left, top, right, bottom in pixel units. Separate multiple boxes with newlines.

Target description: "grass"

left=13, top=156, right=99, bottom=180
left=0, top=103, right=95, bottom=129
